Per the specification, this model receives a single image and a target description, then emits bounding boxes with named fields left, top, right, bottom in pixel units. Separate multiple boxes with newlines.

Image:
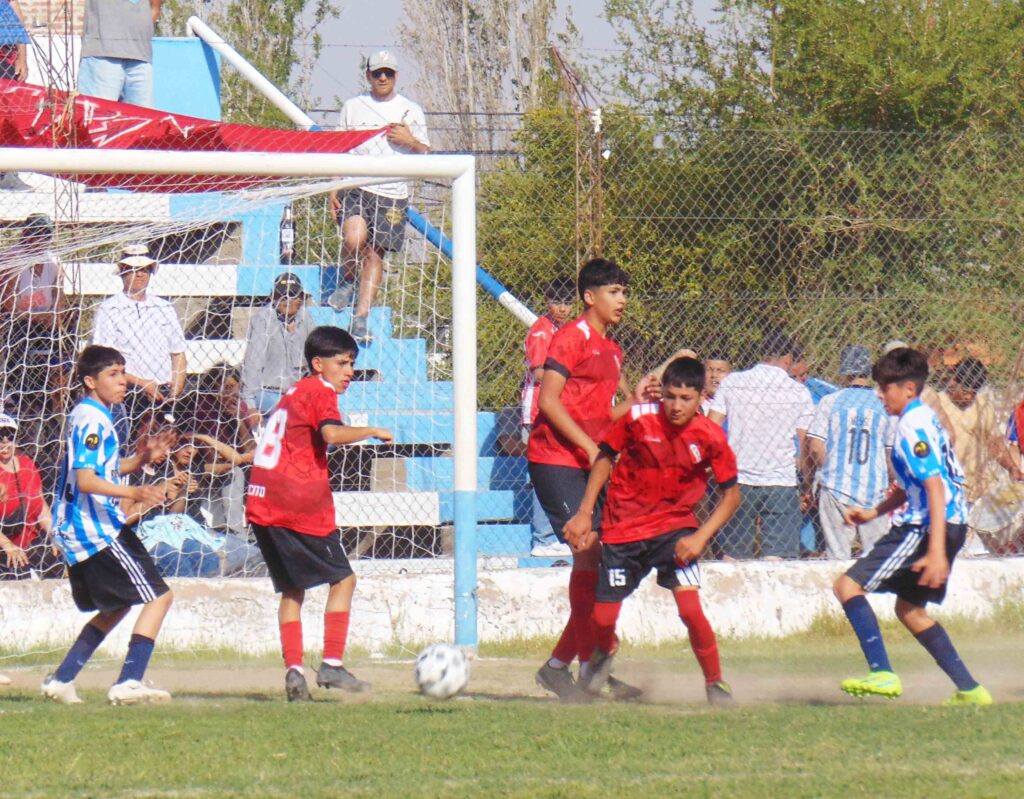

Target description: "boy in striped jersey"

left=834, top=347, right=992, bottom=705
left=43, top=346, right=175, bottom=705
left=564, top=357, right=741, bottom=703
left=804, top=345, right=894, bottom=559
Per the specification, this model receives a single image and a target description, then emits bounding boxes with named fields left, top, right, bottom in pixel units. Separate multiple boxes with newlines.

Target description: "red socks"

left=279, top=620, right=304, bottom=670
left=323, top=611, right=350, bottom=664
left=674, top=590, right=721, bottom=684
left=592, top=601, right=622, bottom=654
left=551, top=570, right=599, bottom=664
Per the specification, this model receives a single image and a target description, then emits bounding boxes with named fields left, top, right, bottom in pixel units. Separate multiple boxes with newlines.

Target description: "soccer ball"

left=415, top=643, right=470, bottom=699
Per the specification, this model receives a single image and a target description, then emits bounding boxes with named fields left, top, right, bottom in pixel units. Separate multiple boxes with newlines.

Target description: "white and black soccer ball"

left=415, top=643, right=470, bottom=699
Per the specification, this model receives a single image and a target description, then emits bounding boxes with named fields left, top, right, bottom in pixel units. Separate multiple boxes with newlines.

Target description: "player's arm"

left=537, top=368, right=599, bottom=464
left=76, top=468, right=166, bottom=506
left=912, top=475, right=950, bottom=588
left=675, top=482, right=741, bottom=564
left=843, top=485, right=907, bottom=526
left=563, top=450, right=615, bottom=550
left=611, top=373, right=660, bottom=421
left=320, top=422, right=394, bottom=446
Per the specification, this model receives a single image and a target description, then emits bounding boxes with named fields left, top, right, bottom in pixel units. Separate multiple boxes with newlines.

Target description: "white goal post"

left=0, top=147, right=481, bottom=647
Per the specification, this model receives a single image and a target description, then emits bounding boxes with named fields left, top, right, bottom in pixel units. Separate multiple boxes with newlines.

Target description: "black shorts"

left=69, top=526, right=170, bottom=614
left=336, top=189, right=408, bottom=252
left=845, top=522, right=966, bottom=607
left=595, top=528, right=702, bottom=603
left=528, top=462, right=604, bottom=544
left=252, top=524, right=353, bottom=593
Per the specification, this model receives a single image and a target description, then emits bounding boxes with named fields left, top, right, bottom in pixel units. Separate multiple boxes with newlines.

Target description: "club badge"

left=85, top=433, right=100, bottom=451
left=913, top=440, right=930, bottom=458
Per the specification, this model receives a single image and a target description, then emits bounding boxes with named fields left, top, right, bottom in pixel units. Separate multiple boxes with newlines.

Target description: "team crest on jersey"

left=689, top=443, right=702, bottom=463
left=913, top=440, right=930, bottom=458
left=84, top=433, right=100, bottom=450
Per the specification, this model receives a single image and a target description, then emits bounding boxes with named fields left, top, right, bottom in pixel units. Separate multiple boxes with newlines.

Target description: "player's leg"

left=833, top=572, right=900, bottom=698
left=43, top=607, right=130, bottom=703
left=316, top=573, right=370, bottom=692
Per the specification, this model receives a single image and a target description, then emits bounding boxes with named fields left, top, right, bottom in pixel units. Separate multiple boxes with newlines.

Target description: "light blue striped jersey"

left=807, top=386, right=894, bottom=506
left=54, top=398, right=126, bottom=565
left=891, top=398, right=967, bottom=527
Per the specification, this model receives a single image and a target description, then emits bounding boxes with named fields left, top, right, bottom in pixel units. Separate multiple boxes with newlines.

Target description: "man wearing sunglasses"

left=328, top=50, right=430, bottom=342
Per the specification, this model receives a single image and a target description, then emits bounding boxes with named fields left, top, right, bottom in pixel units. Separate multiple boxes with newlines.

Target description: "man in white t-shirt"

left=708, top=330, right=814, bottom=559
left=91, top=243, right=187, bottom=442
left=328, top=50, right=430, bottom=342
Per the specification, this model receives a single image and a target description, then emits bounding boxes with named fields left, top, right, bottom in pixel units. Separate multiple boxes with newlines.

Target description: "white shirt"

left=338, top=93, right=430, bottom=199
left=709, top=363, right=814, bottom=486
left=92, top=291, right=186, bottom=384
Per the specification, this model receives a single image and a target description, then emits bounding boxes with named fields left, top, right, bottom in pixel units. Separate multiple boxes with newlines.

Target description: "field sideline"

left=1, top=621, right=1021, bottom=798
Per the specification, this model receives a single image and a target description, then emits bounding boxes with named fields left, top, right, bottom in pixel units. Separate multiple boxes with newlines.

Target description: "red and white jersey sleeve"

left=600, top=406, right=738, bottom=544
left=527, top=317, right=623, bottom=469
left=521, top=316, right=558, bottom=426
left=245, top=376, right=343, bottom=536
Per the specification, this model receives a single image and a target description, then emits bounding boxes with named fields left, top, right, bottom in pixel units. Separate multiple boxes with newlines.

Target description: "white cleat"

left=41, top=673, right=84, bottom=704
left=0, top=673, right=12, bottom=686
left=107, top=679, right=172, bottom=706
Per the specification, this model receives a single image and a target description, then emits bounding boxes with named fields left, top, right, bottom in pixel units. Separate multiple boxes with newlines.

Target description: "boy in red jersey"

left=246, top=326, right=393, bottom=701
left=528, top=258, right=654, bottom=700
left=564, top=357, right=741, bottom=704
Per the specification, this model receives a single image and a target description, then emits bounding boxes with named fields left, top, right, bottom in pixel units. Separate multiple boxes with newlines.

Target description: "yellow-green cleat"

left=942, top=685, right=993, bottom=706
left=840, top=670, right=903, bottom=699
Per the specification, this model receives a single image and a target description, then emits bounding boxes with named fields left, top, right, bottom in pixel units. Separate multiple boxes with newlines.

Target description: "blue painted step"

left=339, top=411, right=500, bottom=451
left=440, top=490, right=516, bottom=523
left=477, top=523, right=531, bottom=555
left=340, top=381, right=453, bottom=412
left=308, top=306, right=395, bottom=339
left=404, top=456, right=527, bottom=491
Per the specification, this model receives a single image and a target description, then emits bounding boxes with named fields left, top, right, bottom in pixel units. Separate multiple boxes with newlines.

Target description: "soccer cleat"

left=349, top=315, right=372, bottom=342
left=315, top=662, right=370, bottom=693
left=706, top=679, right=735, bottom=706
left=840, top=670, right=903, bottom=699
left=607, top=675, right=644, bottom=702
left=285, top=668, right=312, bottom=702
left=41, top=673, right=83, bottom=704
left=107, top=679, right=172, bottom=705
left=942, top=685, right=993, bottom=706
left=580, top=649, right=616, bottom=695
left=535, top=662, right=585, bottom=701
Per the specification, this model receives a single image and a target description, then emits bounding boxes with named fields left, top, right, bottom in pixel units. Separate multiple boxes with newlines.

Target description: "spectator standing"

left=328, top=51, right=429, bottom=342
left=77, top=0, right=160, bottom=108
left=708, top=330, right=814, bottom=559
left=522, top=276, right=575, bottom=557
left=91, top=244, right=186, bottom=443
left=0, top=0, right=32, bottom=190
left=702, top=351, right=731, bottom=415
left=240, top=272, right=313, bottom=416
left=804, top=346, right=894, bottom=559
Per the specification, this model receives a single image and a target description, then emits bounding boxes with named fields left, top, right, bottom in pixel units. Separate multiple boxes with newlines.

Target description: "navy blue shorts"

left=595, top=528, right=702, bottom=603
left=527, top=462, right=604, bottom=544
left=69, top=526, right=169, bottom=614
left=845, top=522, right=966, bottom=607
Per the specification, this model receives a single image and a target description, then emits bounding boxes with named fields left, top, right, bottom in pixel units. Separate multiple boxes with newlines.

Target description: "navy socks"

left=842, top=595, right=892, bottom=672
left=914, top=623, right=978, bottom=691
left=116, top=634, right=156, bottom=685
left=54, top=623, right=107, bottom=683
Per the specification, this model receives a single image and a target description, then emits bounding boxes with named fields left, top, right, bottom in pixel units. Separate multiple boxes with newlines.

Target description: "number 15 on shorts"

left=608, top=568, right=627, bottom=587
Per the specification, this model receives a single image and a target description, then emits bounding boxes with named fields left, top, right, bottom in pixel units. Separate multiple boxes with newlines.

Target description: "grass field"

left=2, top=619, right=1022, bottom=798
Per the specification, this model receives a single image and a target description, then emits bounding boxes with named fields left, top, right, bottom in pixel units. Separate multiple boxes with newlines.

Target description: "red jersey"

left=600, top=404, right=738, bottom=544
left=527, top=316, right=623, bottom=469
left=245, top=376, right=343, bottom=536
left=0, top=455, right=45, bottom=547
left=521, top=314, right=560, bottom=426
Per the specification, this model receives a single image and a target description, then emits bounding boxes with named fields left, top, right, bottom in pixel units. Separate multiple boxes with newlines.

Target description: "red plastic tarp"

left=0, top=79, right=384, bottom=192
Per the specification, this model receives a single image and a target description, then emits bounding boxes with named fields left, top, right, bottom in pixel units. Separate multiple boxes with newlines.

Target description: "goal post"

left=0, top=146, right=480, bottom=648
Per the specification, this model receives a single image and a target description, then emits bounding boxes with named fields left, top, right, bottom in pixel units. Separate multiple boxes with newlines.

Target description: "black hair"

left=304, top=325, right=358, bottom=370
left=577, top=258, right=630, bottom=301
left=75, top=345, right=125, bottom=387
left=951, top=358, right=988, bottom=392
left=761, top=329, right=798, bottom=360
left=543, top=275, right=576, bottom=303
left=872, top=347, right=928, bottom=393
left=201, top=362, right=241, bottom=391
left=662, top=357, right=706, bottom=393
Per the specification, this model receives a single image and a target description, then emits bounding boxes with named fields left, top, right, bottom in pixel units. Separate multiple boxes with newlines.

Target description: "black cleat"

left=580, top=648, right=616, bottom=695
left=705, top=679, right=734, bottom=706
left=316, top=662, right=370, bottom=692
left=285, top=668, right=312, bottom=702
left=535, top=662, right=585, bottom=701
left=607, top=675, right=644, bottom=701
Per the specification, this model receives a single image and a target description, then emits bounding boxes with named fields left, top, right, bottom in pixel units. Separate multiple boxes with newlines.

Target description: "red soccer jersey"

left=245, top=376, right=343, bottom=536
left=600, top=404, right=738, bottom=544
left=527, top=316, right=623, bottom=469
left=521, top=314, right=560, bottom=426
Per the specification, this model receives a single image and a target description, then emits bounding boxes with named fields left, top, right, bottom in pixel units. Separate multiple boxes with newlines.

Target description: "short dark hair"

left=872, top=347, right=928, bottom=392
left=951, top=358, right=988, bottom=392
left=543, top=275, right=576, bottom=304
left=761, top=329, right=798, bottom=360
left=76, top=345, right=125, bottom=387
left=304, top=326, right=358, bottom=370
left=577, top=258, right=629, bottom=301
left=662, top=356, right=706, bottom=392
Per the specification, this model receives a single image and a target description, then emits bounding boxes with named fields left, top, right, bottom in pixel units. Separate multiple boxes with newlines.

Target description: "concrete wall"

left=2, top=559, right=1022, bottom=659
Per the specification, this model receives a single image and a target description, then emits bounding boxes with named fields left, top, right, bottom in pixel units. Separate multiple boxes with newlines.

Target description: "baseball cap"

left=367, top=51, right=398, bottom=72
left=0, top=412, right=18, bottom=432
left=117, top=242, right=158, bottom=272
left=839, top=345, right=872, bottom=376
left=23, top=213, right=53, bottom=236
left=272, top=271, right=305, bottom=299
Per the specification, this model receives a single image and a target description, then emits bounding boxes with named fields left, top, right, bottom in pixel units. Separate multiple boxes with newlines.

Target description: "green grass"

left=1, top=695, right=1021, bottom=798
